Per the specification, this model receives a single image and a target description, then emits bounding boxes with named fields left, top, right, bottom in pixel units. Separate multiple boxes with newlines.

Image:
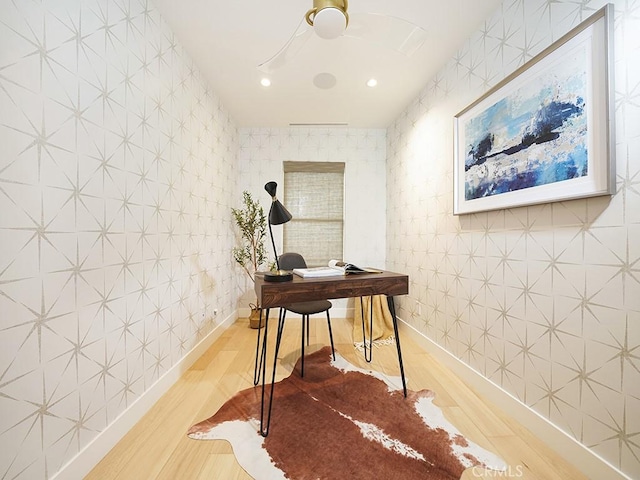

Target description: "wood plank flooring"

left=86, top=317, right=587, bottom=479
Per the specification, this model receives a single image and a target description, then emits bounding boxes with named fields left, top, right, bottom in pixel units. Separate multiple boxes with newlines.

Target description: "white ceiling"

left=151, top=0, right=503, bottom=128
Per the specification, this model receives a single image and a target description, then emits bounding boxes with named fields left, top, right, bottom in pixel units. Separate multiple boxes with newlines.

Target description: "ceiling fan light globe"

left=313, top=7, right=347, bottom=39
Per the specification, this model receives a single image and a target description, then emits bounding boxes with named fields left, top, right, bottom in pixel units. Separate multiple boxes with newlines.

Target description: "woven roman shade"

left=283, top=161, right=345, bottom=267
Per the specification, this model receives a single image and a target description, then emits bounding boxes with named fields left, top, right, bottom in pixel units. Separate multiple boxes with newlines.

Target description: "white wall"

left=0, top=1, right=238, bottom=478
left=387, top=1, right=640, bottom=478
left=236, top=127, right=387, bottom=314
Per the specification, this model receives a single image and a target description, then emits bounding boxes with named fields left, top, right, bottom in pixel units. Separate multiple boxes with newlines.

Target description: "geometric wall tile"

left=386, top=1, right=640, bottom=478
left=0, top=0, right=238, bottom=478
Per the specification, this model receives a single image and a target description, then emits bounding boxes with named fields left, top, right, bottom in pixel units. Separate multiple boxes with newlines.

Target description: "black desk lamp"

left=264, top=181, right=293, bottom=282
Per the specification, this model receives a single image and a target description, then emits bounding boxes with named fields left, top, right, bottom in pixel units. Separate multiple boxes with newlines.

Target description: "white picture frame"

left=453, top=4, right=615, bottom=215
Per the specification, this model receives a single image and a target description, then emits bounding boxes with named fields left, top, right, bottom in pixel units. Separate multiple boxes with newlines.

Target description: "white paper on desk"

left=292, top=266, right=343, bottom=278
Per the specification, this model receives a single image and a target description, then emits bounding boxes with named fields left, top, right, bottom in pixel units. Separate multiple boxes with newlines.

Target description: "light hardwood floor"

left=86, top=317, right=587, bottom=479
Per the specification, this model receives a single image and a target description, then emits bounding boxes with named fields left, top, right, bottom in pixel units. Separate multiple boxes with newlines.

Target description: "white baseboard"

left=398, top=319, right=631, bottom=480
left=51, top=311, right=238, bottom=480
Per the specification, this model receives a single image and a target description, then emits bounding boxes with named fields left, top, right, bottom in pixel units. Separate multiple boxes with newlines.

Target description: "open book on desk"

left=328, top=259, right=383, bottom=274
left=293, top=260, right=383, bottom=278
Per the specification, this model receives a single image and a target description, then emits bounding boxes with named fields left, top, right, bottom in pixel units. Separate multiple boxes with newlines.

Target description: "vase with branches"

left=232, top=191, right=268, bottom=328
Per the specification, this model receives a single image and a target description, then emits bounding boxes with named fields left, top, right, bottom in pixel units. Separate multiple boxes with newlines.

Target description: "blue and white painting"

left=464, top=48, right=588, bottom=201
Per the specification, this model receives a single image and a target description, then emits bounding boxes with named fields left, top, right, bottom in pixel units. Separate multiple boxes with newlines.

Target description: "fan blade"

left=258, top=17, right=314, bottom=73
left=345, top=13, right=427, bottom=56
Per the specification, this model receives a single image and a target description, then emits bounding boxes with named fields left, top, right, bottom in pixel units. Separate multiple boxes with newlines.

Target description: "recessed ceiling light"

left=367, top=78, right=378, bottom=87
left=261, top=78, right=271, bottom=87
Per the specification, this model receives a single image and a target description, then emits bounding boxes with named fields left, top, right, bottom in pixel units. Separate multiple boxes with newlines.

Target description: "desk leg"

left=253, top=308, right=266, bottom=386
left=359, top=296, right=374, bottom=362
left=259, top=308, right=287, bottom=437
left=388, top=297, right=407, bottom=397
left=258, top=308, right=270, bottom=434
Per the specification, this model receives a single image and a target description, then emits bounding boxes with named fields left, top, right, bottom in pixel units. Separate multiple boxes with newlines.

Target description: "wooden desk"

left=254, top=271, right=409, bottom=436
left=255, top=270, right=409, bottom=307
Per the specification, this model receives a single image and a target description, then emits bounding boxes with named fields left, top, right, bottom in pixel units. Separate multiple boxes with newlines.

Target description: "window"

left=283, top=161, right=345, bottom=267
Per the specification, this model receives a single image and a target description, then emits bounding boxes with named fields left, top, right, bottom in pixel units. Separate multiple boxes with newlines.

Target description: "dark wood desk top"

left=254, top=271, right=409, bottom=308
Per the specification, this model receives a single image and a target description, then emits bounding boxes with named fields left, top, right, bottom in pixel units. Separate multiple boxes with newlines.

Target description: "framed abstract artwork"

left=453, top=4, right=615, bottom=215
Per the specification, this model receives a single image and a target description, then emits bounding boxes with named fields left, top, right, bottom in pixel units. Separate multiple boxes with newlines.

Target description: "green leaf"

left=231, top=191, right=268, bottom=289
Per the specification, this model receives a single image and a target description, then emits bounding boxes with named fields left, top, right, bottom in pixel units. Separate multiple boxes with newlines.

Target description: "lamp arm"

left=268, top=220, right=281, bottom=271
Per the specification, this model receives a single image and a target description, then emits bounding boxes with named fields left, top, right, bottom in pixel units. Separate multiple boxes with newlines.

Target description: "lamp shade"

left=264, top=181, right=278, bottom=197
left=264, top=182, right=292, bottom=225
left=270, top=201, right=292, bottom=225
left=264, top=181, right=293, bottom=281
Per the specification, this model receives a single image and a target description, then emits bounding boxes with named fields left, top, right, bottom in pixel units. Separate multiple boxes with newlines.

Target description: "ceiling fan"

left=258, top=0, right=428, bottom=73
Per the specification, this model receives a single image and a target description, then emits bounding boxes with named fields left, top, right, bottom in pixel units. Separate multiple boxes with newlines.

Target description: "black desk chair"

left=278, top=253, right=336, bottom=376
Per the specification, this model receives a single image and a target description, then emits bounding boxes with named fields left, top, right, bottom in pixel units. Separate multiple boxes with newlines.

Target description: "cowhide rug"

left=188, top=347, right=507, bottom=480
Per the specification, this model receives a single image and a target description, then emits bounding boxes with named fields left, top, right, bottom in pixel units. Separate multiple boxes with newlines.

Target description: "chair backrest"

left=279, top=252, right=307, bottom=270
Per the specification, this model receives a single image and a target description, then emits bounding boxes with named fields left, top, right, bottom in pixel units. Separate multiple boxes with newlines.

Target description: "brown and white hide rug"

left=188, top=347, right=507, bottom=480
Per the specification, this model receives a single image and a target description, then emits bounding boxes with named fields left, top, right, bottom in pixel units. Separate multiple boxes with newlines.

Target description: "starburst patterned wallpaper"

left=236, top=127, right=388, bottom=265
left=386, top=0, right=640, bottom=477
left=2, top=0, right=639, bottom=478
left=0, top=0, right=237, bottom=478
left=235, top=127, right=387, bottom=314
